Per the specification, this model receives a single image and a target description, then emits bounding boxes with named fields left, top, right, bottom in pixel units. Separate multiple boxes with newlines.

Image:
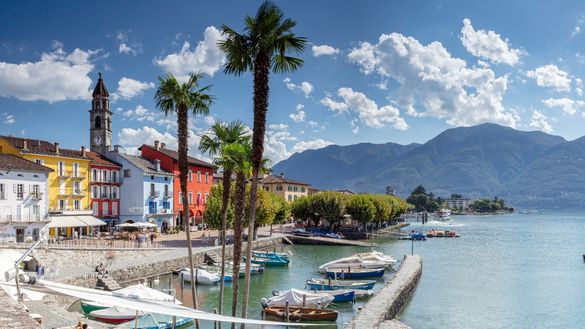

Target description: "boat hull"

left=306, top=279, right=376, bottom=291
left=264, top=306, right=338, bottom=322
left=80, top=300, right=109, bottom=314
left=325, top=268, right=385, bottom=279
left=329, top=290, right=355, bottom=303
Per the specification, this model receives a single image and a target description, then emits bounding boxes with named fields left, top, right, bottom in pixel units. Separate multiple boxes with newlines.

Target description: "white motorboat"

left=434, top=209, right=451, bottom=221
left=318, top=251, right=397, bottom=273
left=179, top=268, right=221, bottom=285
left=260, top=288, right=334, bottom=308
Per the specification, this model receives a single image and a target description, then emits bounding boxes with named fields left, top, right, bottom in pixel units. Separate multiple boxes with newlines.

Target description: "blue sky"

left=2, top=0, right=585, bottom=163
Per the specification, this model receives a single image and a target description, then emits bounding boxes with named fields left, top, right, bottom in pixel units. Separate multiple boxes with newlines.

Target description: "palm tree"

left=218, top=1, right=306, bottom=320
left=155, top=73, right=212, bottom=329
left=199, top=121, right=249, bottom=321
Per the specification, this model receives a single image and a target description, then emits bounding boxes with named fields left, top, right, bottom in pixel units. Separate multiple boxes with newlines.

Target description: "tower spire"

left=92, top=72, right=109, bottom=98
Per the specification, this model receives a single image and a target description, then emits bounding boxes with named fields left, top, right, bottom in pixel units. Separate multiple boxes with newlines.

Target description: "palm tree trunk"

left=177, top=106, right=200, bottom=329
left=241, top=51, right=270, bottom=324
left=231, top=172, right=246, bottom=329
left=218, top=170, right=232, bottom=324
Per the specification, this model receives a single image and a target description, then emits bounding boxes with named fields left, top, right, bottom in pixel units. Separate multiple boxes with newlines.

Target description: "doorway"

left=16, top=228, right=25, bottom=243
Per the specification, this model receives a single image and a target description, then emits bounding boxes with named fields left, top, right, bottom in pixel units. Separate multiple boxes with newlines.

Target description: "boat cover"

left=116, top=284, right=181, bottom=304
left=266, top=288, right=334, bottom=308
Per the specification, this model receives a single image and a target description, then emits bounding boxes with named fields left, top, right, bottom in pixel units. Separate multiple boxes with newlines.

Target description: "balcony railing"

left=58, top=189, right=86, bottom=197
left=72, top=189, right=85, bottom=197
left=31, top=192, right=43, bottom=200
left=149, top=191, right=160, bottom=199
left=0, top=214, right=48, bottom=223
left=162, top=192, right=172, bottom=199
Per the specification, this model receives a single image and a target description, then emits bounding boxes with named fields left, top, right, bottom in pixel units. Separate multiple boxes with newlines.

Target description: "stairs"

left=204, top=251, right=221, bottom=265
left=96, top=275, right=121, bottom=291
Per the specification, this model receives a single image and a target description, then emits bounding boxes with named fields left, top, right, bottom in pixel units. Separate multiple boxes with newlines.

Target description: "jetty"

left=284, top=234, right=376, bottom=247
left=346, top=254, right=422, bottom=329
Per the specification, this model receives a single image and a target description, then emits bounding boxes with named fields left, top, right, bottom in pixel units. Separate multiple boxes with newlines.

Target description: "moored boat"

left=261, top=288, right=334, bottom=308
left=116, top=313, right=193, bottom=329
left=264, top=306, right=338, bottom=322
left=325, top=267, right=385, bottom=279
left=80, top=300, right=110, bottom=314
left=434, top=209, right=451, bottom=221
left=426, top=229, right=459, bottom=238
left=253, top=250, right=291, bottom=260
left=248, top=255, right=290, bottom=266
left=90, top=306, right=140, bottom=324
left=306, top=278, right=376, bottom=291
left=179, top=268, right=220, bottom=285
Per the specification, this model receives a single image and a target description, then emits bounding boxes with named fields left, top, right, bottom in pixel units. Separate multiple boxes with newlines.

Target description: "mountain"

left=272, top=123, right=577, bottom=209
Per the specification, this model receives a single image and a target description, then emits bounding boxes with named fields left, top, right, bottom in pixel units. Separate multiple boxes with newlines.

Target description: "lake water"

left=154, top=212, right=585, bottom=329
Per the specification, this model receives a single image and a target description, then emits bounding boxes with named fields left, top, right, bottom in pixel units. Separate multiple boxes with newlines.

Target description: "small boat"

left=306, top=278, right=376, bottom=291
left=261, top=288, right=334, bottom=308
left=253, top=250, right=291, bottom=260
left=227, top=261, right=265, bottom=275
left=434, top=209, right=451, bottom=221
left=318, top=252, right=397, bottom=273
left=352, top=251, right=398, bottom=264
left=330, top=289, right=373, bottom=299
left=410, top=231, right=427, bottom=240
left=264, top=306, right=338, bottom=322
left=426, top=229, right=459, bottom=238
left=116, top=313, right=193, bottom=329
left=327, top=289, right=355, bottom=303
left=80, top=300, right=110, bottom=314
left=248, top=255, right=290, bottom=266
left=325, top=267, right=385, bottom=279
left=179, top=268, right=221, bottom=285
left=90, top=306, right=141, bottom=324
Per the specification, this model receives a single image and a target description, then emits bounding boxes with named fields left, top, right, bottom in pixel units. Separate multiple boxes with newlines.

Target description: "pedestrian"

left=150, top=232, right=154, bottom=244
left=74, top=320, right=84, bottom=329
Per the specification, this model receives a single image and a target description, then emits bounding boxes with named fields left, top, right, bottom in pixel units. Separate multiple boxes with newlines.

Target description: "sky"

left=2, top=0, right=585, bottom=163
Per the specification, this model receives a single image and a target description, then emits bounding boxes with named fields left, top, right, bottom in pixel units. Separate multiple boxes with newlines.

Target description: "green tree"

left=199, top=120, right=249, bottom=316
left=312, top=192, right=346, bottom=225
left=291, top=196, right=314, bottom=223
left=219, top=1, right=306, bottom=321
left=203, top=184, right=234, bottom=230
left=346, top=195, right=376, bottom=230
left=273, top=195, right=291, bottom=225
left=246, top=187, right=277, bottom=238
left=154, top=73, right=212, bottom=328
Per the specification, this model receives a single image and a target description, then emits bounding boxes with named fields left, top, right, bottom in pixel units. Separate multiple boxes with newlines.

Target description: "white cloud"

left=119, top=43, right=136, bottom=56
left=350, top=119, right=359, bottom=134
left=572, top=26, right=581, bottom=37
left=348, top=32, right=517, bottom=128
left=291, top=139, right=333, bottom=153
left=3, top=113, right=15, bottom=124
left=460, top=18, right=524, bottom=65
left=526, top=65, right=571, bottom=92
left=204, top=115, right=216, bottom=126
left=542, top=98, right=585, bottom=115
left=321, top=87, right=408, bottom=131
left=155, top=26, right=225, bottom=81
left=0, top=44, right=97, bottom=102
left=319, top=97, right=349, bottom=113
left=263, top=123, right=333, bottom=163
left=118, top=126, right=207, bottom=161
left=122, top=105, right=157, bottom=122
left=312, top=44, right=339, bottom=57
left=113, top=77, right=154, bottom=100
left=115, top=31, right=140, bottom=56
left=529, top=110, right=553, bottom=133
left=283, top=78, right=313, bottom=97
left=289, top=104, right=306, bottom=122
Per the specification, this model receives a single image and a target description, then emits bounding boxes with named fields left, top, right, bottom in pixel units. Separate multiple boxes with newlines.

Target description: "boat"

left=269, top=288, right=355, bottom=304
left=329, top=289, right=373, bottom=299
left=248, top=255, right=290, bottom=266
left=318, top=252, right=396, bottom=273
left=264, top=306, right=338, bottom=322
left=253, top=250, right=291, bottom=260
left=410, top=231, right=427, bottom=240
left=179, top=268, right=220, bottom=285
left=434, top=209, right=451, bottom=221
left=227, top=261, right=265, bottom=275
left=80, top=300, right=109, bottom=314
left=325, top=267, right=385, bottom=279
left=81, top=284, right=180, bottom=314
left=426, top=229, right=459, bottom=238
left=325, top=289, right=355, bottom=303
left=90, top=306, right=141, bottom=324
left=352, top=251, right=398, bottom=264
left=306, top=278, right=376, bottom=291
left=116, top=313, right=193, bottom=329
left=261, top=288, right=334, bottom=308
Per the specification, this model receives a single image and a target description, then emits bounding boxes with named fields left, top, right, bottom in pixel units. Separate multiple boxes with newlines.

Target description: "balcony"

left=58, top=171, right=70, bottom=178
left=49, top=209, right=92, bottom=216
left=162, top=191, right=172, bottom=199
left=72, top=189, right=85, bottom=197
left=149, top=191, right=160, bottom=199
left=31, top=192, right=43, bottom=201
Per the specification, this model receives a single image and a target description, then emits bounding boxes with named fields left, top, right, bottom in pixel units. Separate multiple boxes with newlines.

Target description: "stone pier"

left=346, top=255, right=422, bottom=329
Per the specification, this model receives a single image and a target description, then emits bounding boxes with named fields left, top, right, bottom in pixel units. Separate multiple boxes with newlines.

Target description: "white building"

left=0, top=154, right=52, bottom=243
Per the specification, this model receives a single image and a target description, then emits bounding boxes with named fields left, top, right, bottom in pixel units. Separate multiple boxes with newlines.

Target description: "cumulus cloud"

left=460, top=18, right=524, bottom=65
left=117, top=126, right=207, bottom=160
left=291, top=139, right=333, bottom=153
left=0, top=44, right=97, bottom=102
left=113, top=77, right=154, bottom=100
left=319, top=97, right=349, bottom=113
left=115, top=31, right=140, bottom=56
left=542, top=97, right=585, bottom=115
left=3, top=113, right=15, bottom=124
left=572, top=26, right=581, bottom=37
left=263, top=122, right=333, bottom=162
left=122, top=105, right=157, bottom=122
left=529, top=110, right=553, bottom=133
left=155, top=26, right=225, bottom=81
left=289, top=104, right=306, bottom=122
left=312, top=44, right=339, bottom=57
left=321, top=87, right=408, bottom=131
left=347, top=32, right=517, bottom=128
left=526, top=65, right=571, bottom=92
left=283, top=78, right=313, bottom=97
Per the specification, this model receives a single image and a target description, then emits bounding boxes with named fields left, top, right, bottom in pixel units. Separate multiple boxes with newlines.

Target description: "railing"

left=162, top=192, right=172, bottom=199
left=0, top=215, right=47, bottom=223
left=58, top=170, right=70, bottom=178
left=31, top=192, right=43, bottom=200
left=149, top=191, right=160, bottom=199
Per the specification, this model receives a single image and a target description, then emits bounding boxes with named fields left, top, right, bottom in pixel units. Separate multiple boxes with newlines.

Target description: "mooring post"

left=213, top=308, right=218, bottom=329
left=285, top=300, right=290, bottom=322
left=302, top=294, right=306, bottom=307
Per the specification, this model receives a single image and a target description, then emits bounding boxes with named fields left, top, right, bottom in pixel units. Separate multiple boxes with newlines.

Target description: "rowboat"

left=179, top=268, right=220, bottom=285
left=261, top=288, right=334, bottom=308
left=90, top=306, right=141, bottom=324
left=253, top=250, right=291, bottom=260
left=248, top=255, right=290, bottom=266
left=264, top=306, right=338, bottom=322
left=325, top=267, right=385, bottom=279
left=306, top=278, right=376, bottom=291
left=80, top=300, right=109, bottom=314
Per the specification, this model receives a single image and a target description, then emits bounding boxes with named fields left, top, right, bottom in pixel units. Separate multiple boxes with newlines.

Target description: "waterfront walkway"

left=284, top=234, right=377, bottom=247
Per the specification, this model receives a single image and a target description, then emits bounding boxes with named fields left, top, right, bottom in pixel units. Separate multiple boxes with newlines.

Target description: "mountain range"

left=272, top=123, right=585, bottom=209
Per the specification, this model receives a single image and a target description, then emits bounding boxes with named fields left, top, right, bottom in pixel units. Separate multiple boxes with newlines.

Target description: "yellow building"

left=260, top=174, right=310, bottom=201
left=0, top=136, right=92, bottom=216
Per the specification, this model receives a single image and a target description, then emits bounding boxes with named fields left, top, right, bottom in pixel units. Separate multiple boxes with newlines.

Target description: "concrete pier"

left=346, top=255, right=422, bottom=329
left=284, top=234, right=377, bottom=247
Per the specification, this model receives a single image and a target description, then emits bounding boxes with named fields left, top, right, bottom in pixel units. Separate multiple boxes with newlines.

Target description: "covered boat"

left=179, top=268, right=221, bottom=285
left=248, top=255, right=290, bottom=266
left=325, top=267, right=385, bottom=279
left=261, top=288, right=334, bottom=308
left=318, top=252, right=397, bottom=273
left=90, top=306, right=141, bottom=324
left=81, top=284, right=180, bottom=314
left=306, top=278, right=376, bottom=291
left=264, top=306, right=338, bottom=322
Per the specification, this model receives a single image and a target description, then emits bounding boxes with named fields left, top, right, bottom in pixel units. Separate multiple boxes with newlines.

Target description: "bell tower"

left=89, top=73, right=112, bottom=153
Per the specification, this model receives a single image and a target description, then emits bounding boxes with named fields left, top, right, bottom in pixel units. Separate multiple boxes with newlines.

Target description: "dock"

left=284, top=234, right=376, bottom=247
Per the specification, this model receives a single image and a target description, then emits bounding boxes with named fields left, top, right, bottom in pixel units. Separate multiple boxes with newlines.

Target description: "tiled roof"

left=92, top=73, right=109, bottom=97
left=259, top=174, right=310, bottom=186
left=86, top=151, right=121, bottom=168
left=0, top=135, right=89, bottom=160
left=120, top=154, right=174, bottom=177
left=140, top=145, right=213, bottom=168
left=0, top=154, right=53, bottom=173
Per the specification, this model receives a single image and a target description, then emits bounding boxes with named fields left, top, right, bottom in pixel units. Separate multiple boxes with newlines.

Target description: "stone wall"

left=0, top=288, right=40, bottom=329
left=345, top=255, right=422, bottom=329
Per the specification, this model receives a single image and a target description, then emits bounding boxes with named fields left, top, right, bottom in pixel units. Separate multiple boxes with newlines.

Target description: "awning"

left=48, top=216, right=106, bottom=228
left=77, top=216, right=107, bottom=226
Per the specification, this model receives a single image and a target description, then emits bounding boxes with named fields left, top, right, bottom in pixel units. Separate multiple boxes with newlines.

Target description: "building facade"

left=0, top=154, right=52, bottom=242
left=260, top=174, right=310, bottom=202
left=140, top=141, right=213, bottom=227
left=103, top=149, right=174, bottom=231
left=87, top=151, right=121, bottom=228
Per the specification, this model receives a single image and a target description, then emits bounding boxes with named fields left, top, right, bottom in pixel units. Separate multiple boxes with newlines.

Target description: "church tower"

left=89, top=73, right=112, bottom=153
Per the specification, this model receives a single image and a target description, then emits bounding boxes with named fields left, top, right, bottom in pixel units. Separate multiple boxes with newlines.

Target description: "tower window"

left=95, top=116, right=101, bottom=129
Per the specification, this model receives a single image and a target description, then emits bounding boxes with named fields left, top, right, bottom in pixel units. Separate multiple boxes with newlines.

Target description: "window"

left=151, top=175, right=154, bottom=180
left=0, top=184, right=4, bottom=199
left=102, top=170, right=108, bottom=182
left=73, top=181, right=81, bottom=194
left=150, top=184, right=155, bottom=197
left=59, top=199, right=65, bottom=210
left=32, top=205, right=40, bottom=220
left=35, top=159, right=43, bottom=165
left=188, top=170, right=193, bottom=182
left=294, top=195, right=298, bottom=200
left=112, top=187, right=118, bottom=199
left=196, top=193, right=201, bottom=206
left=73, top=163, right=79, bottom=177
left=103, top=202, right=108, bottom=216
left=204, top=193, right=209, bottom=204
left=205, top=172, right=209, bottom=183
left=95, top=115, right=101, bottom=128
left=164, top=185, right=169, bottom=197
left=276, top=185, right=283, bottom=191
left=31, top=184, right=40, bottom=198
left=293, top=186, right=298, bottom=192
left=188, top=192, right=193, bottom=204
left=163, top=201, right=170, bottom=210
left=112, top=202, right=118, bottom=216
left=197, top=171, right=201, bottom=183
left=15, top=184, right=24, bottom=199
left=74, top=200, right=80, bottom=210
left=287, top=185, right=292, bottom=192
left=58, top=161, right=65, bottom=176
left=92, top=186, right=98, bottom=199
left=16, top=205, right=21, bottom=221
left=111, top=171, right=117, bottom=183
left=149, top=201, right=157, bottom=214
left=288, top=195, right=292, bottom=201
left=179, top=192, right=183, bottom=204
left=124, top=169, right=131, bottom=177
left=92, top=202, right=99, bottom=216
left=92, top=169, right=98, bottom=182
left=301, top=187, right=306, bottom=193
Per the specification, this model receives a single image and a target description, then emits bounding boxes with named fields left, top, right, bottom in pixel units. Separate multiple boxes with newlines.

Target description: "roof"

left=92, top=72, right=109, bottom=98
left=140, top=144, right=213, bottom=169
left=86, top=151, right=121, bottom=168
left=119, top=153, right=174, bottom=177
left=0, top=135, right=89, bottom=160
left=259, top=174, right=310, bottom=186
left=0, top=154, right=53, bottom=173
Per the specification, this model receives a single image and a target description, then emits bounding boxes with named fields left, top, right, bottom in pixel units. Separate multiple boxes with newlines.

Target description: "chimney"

left=54, top=142, right=60, bottom=154
left=22, top=140, right=28, bottom=151
left=154, top=140, right=160, bottom=150
left=154, top=159, right=161, bottom=171
left=280, top=172, right=284, bottom=178
left=160, top=142, right=166, bottom=149
left=114, top=145, right=121, bottom=152
left=81, top=146, right=87, bottom=157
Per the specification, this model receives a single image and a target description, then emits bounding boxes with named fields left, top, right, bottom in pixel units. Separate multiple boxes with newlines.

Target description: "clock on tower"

left=89, top=73, right=112, bottom=153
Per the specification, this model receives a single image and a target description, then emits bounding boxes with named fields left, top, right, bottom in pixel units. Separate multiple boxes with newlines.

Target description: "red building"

left=140, top=141, right=213, bottom=227
left=87, top=151, right=121, bottom=229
